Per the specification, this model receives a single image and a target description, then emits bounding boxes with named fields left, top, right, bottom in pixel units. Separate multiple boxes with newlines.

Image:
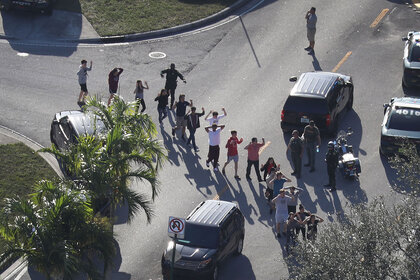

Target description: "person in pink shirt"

left=244, top=137, right=265, bottom=181
left=222, top=130, right=243, bottom=180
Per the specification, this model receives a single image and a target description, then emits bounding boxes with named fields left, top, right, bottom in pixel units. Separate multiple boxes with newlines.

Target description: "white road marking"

left=149, top=51, right=167, bottom=59
left=17, top=52, right=29, bottom=57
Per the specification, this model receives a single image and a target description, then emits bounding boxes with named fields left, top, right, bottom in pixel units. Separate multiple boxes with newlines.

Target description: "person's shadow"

left=310, top=52, right=323, bottom=71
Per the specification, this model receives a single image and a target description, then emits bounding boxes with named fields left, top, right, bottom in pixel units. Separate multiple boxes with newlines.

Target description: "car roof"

left=58, top=110, right=105, bottom=137
left=291, top=72, right=342, bottom=99
left=391, top=97, right=420, bottom=109
left=186, top=200, right=237, bottom=228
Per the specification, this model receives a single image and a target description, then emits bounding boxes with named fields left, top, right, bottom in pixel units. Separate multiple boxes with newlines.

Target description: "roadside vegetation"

left=0, top=97, right=167, bottom=278
left=55, top=0, right=236, bottom=36
left=0, top=143, right=58, bottom=271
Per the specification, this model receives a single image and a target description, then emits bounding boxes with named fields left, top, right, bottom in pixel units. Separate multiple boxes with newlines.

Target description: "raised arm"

left=204, top=111, right=213, bottom=120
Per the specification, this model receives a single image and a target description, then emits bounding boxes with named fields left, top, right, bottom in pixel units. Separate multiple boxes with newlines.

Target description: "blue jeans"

left=158, top=106, right=168, bottom=123
left=187, top=128, right=197, bottom=149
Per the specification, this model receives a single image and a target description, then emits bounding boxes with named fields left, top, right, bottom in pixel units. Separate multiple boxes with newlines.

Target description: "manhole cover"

left=149, top=51, right=166, bottom=59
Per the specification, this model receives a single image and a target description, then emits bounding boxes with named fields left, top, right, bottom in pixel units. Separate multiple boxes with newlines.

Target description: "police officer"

left=303, top=120, right=321, bottom=172
left=286, top=130, right=304, bottom=179
left=160, top=63, right=186, bottom=108
left=325, top=141, right=339, bottom=192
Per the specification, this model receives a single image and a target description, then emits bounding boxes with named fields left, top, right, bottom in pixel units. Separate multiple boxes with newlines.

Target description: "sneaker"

left=329, top=187, right=336, bottom=192
left=214, top=167, right=219, bottom=172
left=308, top=49, right=315, bottom=55
left=309, top=168, right=315, bottom=172
left=206, top=161, right=210, bottom=168
left=194, top=148, right=199, bottom=152
left=222, top=168, right=226, bottom=175
left=304, top=163, right=310, bottom=167
left=304, top=46, right=312, bottom=51
left=171, top=128, right=175, bottom=137
left=258, top=179, right=264, bottom=182
left=234, top=175, right=241, bottom=180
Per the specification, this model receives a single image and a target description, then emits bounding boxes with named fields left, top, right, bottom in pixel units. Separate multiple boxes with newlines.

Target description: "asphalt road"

left=1, top=0, right=419, bottom=279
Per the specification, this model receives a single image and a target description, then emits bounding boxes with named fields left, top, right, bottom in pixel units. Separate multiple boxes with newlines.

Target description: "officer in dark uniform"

left=325, top=141, right=339, bottom=192
left=160, top=63, right=186, bottom=108
left=287, top=130, right=304, bottom=179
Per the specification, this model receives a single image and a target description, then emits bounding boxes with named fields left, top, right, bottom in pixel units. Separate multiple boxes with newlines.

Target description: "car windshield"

left=388, top=107, right=420, bottom=131
left=176, top=223, right=219, bottom=249
left=284, top=96, right=329, bottom=114
left=409, top=45, right=420, bottom=62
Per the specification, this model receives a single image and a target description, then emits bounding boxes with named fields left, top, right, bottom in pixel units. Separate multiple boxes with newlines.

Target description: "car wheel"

left=212, top=265, right=219, bottom=280
left=234, top=238, right=244, bottom=255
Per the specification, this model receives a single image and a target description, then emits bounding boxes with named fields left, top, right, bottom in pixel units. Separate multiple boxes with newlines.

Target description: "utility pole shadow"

left=240, top=16, right=261, bottom=68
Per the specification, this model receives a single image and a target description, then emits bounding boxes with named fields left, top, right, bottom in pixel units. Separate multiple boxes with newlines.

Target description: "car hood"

left=382, top=127, right=420, bottom=140
left=164, top=242, right=217, bottom=261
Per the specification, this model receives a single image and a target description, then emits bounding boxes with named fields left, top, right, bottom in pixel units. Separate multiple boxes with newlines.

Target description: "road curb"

left=59, top=0, right=253, bottom=44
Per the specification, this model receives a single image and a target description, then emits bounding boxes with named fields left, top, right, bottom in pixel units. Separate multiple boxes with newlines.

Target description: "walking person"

left=304, top=214, right=324, bottom=241
left=305, top=7, right=317, bottom=55
left=324, top=141, right=339, bottom=192
left=272, top=189, right=295, bottom=238
left=303, top=120, right=321, bottom=172
left=133, top=80, right=149, bottom=113
left=154, top=89, right=169, bottom=125
left=244, top=137, right=265, bottom=182
left=205, top=108, right=227, bottom=125
left=221, top=130, right=243, bottom=180
left=171, top=94, right=193, bottom=141
left=185, top=106, right=205, bottom=152
left=261, top=157, right=279, bottom=182
left=205, top=123, right=225, bottom=172
left=76, top=60, right=92, bottom=106
left=295, top=204, right=311, bottom=241
left=286, top=130, right=304, bottom=179
left=108, top=67, right=124, bottom=106
left=160, top=63, right=186, bottom=108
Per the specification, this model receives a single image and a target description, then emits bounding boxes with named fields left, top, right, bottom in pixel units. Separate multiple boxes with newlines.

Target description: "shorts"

left=227, top=154, right=239, bottom=163
left=176, top=116, right=187, bottom=127
left=80, top=83, right=87, bottom=92
left=275, top=212, right=288, bottom=224
left=109, top=88, right=117, bottom=94
left=307, top=28, right=316, bottom=42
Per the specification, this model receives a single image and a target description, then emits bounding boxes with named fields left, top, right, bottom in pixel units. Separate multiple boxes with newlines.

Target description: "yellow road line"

left=412, top=0, right=420, bottom=8
left=332, top=51, right=352, bottom=73
left=259, top=141, right=271, bottom=155
left=213, top=184, right=230, bottom=200
left=370, top=9, right=389, bottom=28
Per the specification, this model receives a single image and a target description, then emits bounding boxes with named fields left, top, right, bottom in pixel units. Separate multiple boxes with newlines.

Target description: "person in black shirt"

left=185, top=106, right=205, bottom=152
left=295, top=204, right=311, bottom=240
left=325, top=141, right=339, bottom=192
left=286, top=130, right=304, bottom=179
left=160, top=63, right=186, bottom=108
left=154, top=89, right=169, bottom=125
left=171, top=94, right=192, bottom=141
left=303, top=214, right=324, bottom=241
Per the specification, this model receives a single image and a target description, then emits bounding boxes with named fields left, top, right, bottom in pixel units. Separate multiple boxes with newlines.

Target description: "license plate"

left=300, top=117, right=309, bottom=124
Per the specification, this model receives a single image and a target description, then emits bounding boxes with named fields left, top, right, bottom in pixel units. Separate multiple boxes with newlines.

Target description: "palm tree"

left=0, top=180, right=115, bottom=280
left=42, top=95, right=167, bottom=223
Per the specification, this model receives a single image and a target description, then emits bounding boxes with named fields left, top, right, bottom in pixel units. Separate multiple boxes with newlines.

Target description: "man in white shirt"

left=205, top=108, right=227, bottom=125
left=205, top=123, right=225, bottom=172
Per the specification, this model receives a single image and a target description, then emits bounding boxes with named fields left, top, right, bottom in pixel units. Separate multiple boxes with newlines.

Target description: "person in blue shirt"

left=269, top=171, right=292, bottom=198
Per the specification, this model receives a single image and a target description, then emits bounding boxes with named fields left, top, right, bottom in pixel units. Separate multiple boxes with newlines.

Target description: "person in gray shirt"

left=304, top=7, right=317, bottom=54
left=77, top=59, right=92, bottom=106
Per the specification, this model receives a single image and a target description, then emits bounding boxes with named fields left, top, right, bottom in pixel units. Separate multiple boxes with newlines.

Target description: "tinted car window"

left=177, top=223, right=219, bottom=249
left=388, top=108, right=420, bottom=131
left=409, top=46, right=420, bottom=62
left=284, top=96, right=329, bottom=114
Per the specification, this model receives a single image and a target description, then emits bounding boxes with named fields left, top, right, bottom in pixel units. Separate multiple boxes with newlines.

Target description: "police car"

left=380, top=97, right=420, bottom=156
left=402, top=31, right=420, bottom=88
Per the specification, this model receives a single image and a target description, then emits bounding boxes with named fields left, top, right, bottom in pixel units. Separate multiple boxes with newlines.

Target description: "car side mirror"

left=289, top=76, right=298, bottom=82
left=402, top=37, right=408, bottom=41
left=383, top=103, right=389, bottom=108
left=345, top=81, right=352, bottom=86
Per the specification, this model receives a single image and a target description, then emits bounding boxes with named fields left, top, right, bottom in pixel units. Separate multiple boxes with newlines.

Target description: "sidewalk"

left=0, top=0, right=251, bottom=43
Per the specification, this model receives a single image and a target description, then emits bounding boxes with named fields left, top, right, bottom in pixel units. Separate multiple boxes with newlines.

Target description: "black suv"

left=281, top=71, right=354, bottom=136
left=161, top=200, right=245, bottom=280
left=0, top=0, right=54, bottom=14
left=50, top=110, right=105, bottom=151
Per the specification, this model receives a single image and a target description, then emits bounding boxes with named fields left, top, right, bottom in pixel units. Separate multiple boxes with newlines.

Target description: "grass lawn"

left=0, top=143, right=59, bottom=269
left=55, top=0, right=237, bottom=36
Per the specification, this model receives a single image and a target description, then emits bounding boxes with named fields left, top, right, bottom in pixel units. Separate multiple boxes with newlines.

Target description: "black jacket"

left=185, top=111, right=204, bottom=130
left=325, top=149, right=339, bottom=169
left=161, top=68, right=184, bottom=87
